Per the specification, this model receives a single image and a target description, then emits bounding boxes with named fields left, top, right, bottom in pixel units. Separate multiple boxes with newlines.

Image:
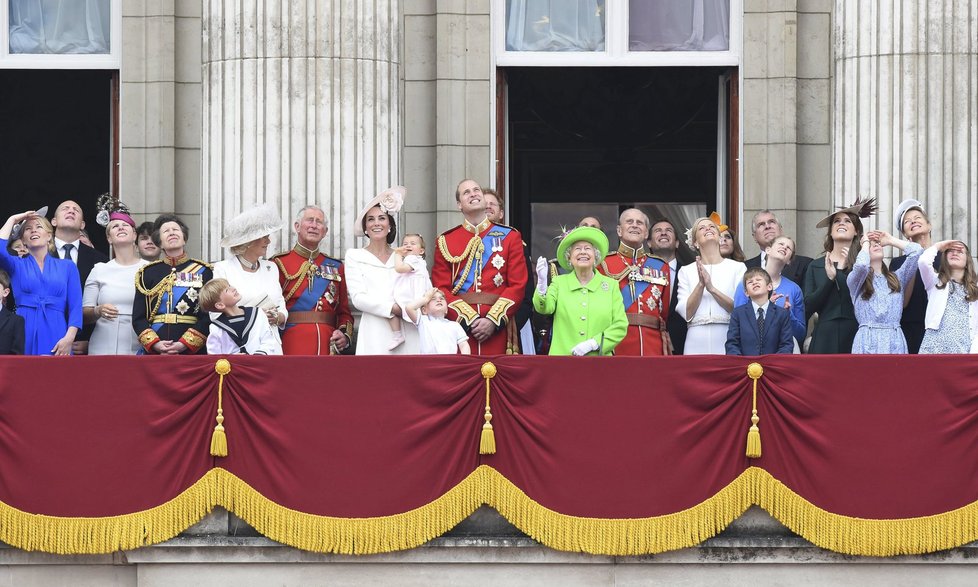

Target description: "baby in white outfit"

left=389, top=234, right=432, bottom=350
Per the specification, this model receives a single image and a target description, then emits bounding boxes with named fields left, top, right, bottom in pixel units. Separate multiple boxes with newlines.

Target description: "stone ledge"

left=1, top=506, right=976, bottom=566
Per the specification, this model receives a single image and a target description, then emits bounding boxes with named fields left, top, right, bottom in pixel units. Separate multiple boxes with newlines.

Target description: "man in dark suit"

left=51, top=200, right=108, bottom=354
left=726, top=268, right=794, bottom=355
left=650, top=218, right=687, bottom=355
left=744, top=210, right=812, bottom=285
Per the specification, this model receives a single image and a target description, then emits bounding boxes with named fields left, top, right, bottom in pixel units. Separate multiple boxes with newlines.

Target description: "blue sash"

left=620, top=258, right=666, bottom=310
left=284, top=259, right=340, bottom=332
left=453, top=226, right=512, bottom=293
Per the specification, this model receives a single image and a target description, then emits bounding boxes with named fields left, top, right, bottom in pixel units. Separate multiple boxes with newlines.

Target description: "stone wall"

left=121, top=0, right=202, bottom=256
left=742, top=0, right=833, bottom=258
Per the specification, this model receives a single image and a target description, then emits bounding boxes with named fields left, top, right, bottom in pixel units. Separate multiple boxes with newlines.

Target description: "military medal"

left=491, top=255, right=505, bottom=270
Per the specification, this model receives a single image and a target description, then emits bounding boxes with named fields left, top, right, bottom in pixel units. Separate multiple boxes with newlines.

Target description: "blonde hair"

left=22, top=216, right=57, bottom=255
left=403, top=233, right=426, bottom=259
left=199, top=278, right=231, bottom=312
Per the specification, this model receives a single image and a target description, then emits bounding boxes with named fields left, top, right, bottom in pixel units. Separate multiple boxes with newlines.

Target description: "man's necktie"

left=757, top=307, right=765, bottom=348
left=62, top=243, right=75, bottom=263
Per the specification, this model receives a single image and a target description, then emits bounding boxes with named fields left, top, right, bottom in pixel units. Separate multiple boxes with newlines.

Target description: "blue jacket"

left=725, top=301, right=794, bottom=356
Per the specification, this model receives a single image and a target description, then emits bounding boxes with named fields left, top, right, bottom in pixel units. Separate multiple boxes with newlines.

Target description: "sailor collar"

left=463, top=217, right=492, bottom=235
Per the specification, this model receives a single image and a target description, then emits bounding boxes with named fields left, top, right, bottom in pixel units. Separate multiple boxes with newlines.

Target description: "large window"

left=0, top=0, right=120, bottom=68
left=497, top=0, right=740, bottom=66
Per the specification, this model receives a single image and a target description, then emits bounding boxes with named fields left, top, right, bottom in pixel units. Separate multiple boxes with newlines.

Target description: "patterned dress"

left=847, top=243, right=922, bottom=354
left=918, top=281, right=972, bottom=354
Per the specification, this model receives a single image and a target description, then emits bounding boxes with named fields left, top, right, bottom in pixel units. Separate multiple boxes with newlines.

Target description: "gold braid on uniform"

left=275, top=258, right=313, bottom=303
left=599, top=259, right=636, bottom=281
left=134, top=265, right=176, bottom=321
left=437, top=235, right=484, bottom=295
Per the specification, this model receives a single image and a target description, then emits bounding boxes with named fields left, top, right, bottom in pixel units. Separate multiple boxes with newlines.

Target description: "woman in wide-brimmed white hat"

left=212, top=203, right=288, bottom=342
left=344, top=186, right=420, bottom=355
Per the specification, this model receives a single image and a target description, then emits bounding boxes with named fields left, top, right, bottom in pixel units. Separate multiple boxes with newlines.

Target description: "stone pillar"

left=201, top=0, right=400, bottom=260
left=121, top=3, right=204, bottom=256
left=834, top=1, right=977, bottom=241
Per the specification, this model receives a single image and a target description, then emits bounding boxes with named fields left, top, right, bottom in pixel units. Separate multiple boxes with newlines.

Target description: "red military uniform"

left=598, top=243, right=671, bottom=355
left=271, top=243, right=354, bottom=355
left=432, top=218, right=528, bottom=355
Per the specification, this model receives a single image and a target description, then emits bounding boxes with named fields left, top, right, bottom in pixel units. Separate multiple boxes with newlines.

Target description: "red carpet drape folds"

left=0, top=354, right=976, bottom=555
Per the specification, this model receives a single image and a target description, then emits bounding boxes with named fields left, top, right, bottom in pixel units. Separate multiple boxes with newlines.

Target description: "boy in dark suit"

left=726, top=267, right=793, bottom=356
left=0, top=269, right=25, bottom=354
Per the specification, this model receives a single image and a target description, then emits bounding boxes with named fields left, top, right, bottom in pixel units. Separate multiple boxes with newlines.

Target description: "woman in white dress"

left=676, top=216, right=747, bottom=354
left=212, top=204, right=289, bottom=344
left=345, top=186, right=420, bottom=355
left=82, top=202, right=148, bottom=355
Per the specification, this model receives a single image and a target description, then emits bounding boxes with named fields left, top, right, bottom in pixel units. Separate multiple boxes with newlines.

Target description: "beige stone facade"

left=117, top=1, right=976, bottom=262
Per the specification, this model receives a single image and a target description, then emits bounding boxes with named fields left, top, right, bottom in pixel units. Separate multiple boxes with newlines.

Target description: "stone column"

left=201, top=0, right=400, bottom=260
left=834, top=1, right=977, bottom=241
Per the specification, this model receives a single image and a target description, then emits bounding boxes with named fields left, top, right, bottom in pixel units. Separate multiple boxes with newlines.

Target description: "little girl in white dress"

left=389, top=234, right=432, bottom=350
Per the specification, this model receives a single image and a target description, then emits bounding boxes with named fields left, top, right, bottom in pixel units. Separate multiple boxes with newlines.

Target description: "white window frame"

left=494, top=0, right=742, bottom=67
left=0, top=0, right=122, bottom=69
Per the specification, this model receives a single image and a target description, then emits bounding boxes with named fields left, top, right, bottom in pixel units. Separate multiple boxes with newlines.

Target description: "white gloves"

left=535, top=256, right=549, bottom=295
left=571, top=338, right=600, bottom=356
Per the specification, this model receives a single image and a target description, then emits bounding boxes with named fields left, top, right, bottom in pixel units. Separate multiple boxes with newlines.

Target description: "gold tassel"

left=480, top=362, right=497, bottom=454
left=745, top=362, right=763, bottom=458
left=211, top=359, right=231, bottom=457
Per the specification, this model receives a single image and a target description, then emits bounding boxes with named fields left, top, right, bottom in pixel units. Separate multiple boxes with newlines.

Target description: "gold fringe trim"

left=2, top=466, right=978, bottom=556
left=0, top=470, right=220, bottom=554
left=751, top=467, right=978, bottom=556
left=481, top=466, right=754, bottom=555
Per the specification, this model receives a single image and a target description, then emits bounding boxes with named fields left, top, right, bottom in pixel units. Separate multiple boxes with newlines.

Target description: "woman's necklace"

left=237, top=255, right=259, bottom=272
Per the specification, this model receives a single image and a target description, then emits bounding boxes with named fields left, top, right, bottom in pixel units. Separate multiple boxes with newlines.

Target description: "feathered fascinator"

left=815, top=196, right=878, bottom=229
left=95, top=193, right=135, bottom=227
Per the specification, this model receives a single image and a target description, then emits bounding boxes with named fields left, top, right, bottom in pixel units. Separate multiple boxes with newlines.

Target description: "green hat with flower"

left=556, top=226, right=609, bottom=271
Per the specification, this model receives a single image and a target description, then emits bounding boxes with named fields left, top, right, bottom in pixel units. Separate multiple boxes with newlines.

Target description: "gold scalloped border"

left=1, top=466, right=977, bottom=556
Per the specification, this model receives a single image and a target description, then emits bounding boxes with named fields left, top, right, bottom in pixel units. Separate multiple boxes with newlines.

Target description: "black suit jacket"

left=0, top=308, right=25, bottom=355
left=666, top=259, right=688, bottom=355
left=745, top=253, right=813, bottom=287
left=62, top=243, right=108, bottom=343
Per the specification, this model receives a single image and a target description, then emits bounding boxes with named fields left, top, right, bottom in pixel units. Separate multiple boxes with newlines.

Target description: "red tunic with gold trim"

left=432, top=218, right=528, bottom=355
left=598, top=243, right=671, bottom=356
left=271, top=244, right=354, bottom=356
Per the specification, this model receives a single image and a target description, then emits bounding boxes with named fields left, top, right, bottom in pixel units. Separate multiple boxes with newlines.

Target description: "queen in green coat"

left=532, top=226, right=628, bottom=356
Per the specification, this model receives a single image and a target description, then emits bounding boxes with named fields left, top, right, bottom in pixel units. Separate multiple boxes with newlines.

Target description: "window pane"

left=629, top=0, right=729, bottom=51
left=9, top=0, right=111, bottom=54
left=506, top=0, right=605, bottom=52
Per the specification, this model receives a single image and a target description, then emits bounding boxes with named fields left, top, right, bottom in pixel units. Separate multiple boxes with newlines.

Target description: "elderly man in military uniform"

left=432, top=179, right=528, bottom=355
left=270, top=205, right=353, bottom=355
left=598, top=208, right=671, bottom=355
left=132, top=214, right=211, bottom=354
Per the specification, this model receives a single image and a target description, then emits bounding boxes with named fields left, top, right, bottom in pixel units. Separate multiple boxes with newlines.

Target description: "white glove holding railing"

left=570, top=338, right=599, bottom=356
left=535, top=256, right=549, bottom=296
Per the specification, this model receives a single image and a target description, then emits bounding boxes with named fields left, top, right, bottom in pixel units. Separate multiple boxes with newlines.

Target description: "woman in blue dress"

left=847, top=230, right=922, bottom=354
left=0, top=210, right=82, bottom=355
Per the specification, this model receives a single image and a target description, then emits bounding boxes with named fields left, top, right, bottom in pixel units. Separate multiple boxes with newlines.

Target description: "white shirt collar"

left=751, top=299, right=771, bottom=315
